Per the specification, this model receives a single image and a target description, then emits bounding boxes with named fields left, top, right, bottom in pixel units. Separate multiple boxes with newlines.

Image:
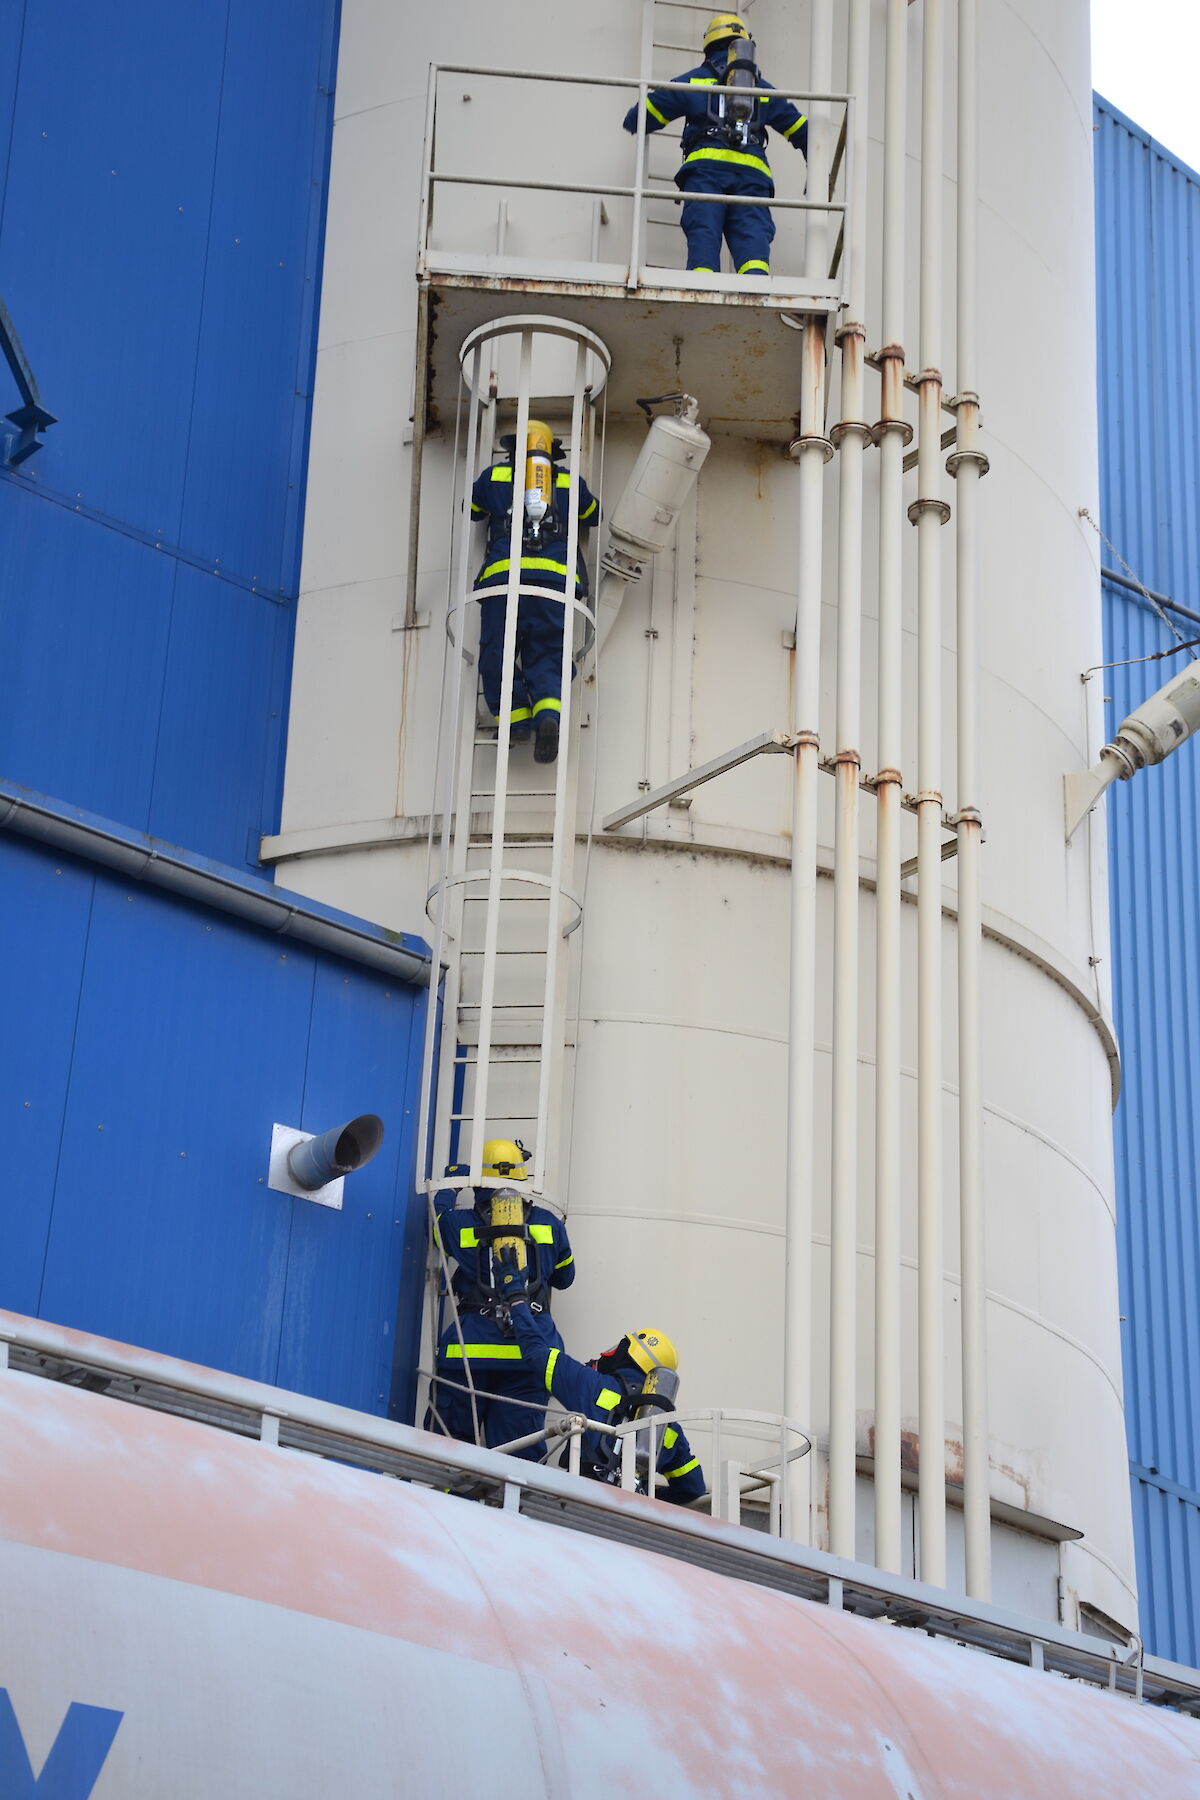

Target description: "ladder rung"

left=462, top=894, right=550, bottom=903
left=470, top=791, right=555, bottom=800
left=449, top=1113, right=538, bottom=1122
left=453, top=1054, right=542, bottom=1066
left=466, top=840, right=552, bottom=851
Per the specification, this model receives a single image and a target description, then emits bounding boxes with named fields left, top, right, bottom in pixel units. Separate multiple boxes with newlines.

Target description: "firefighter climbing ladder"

left=414, top=317, right=610, bottom=1220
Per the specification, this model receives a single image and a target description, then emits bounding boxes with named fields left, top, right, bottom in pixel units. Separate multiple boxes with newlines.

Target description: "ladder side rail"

left=530, top=339, right=589, bottom=1194
left=417, top=344, right=485, bottom=1192
left=467, top=330, right=535, bottom=1181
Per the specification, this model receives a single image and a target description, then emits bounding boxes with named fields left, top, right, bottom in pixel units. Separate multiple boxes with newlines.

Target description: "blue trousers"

left=427, top=1312, right=563, bottom=1464
left=679, top=165, right=776, bottom=273
left=477, top=588, right=570, bottom=722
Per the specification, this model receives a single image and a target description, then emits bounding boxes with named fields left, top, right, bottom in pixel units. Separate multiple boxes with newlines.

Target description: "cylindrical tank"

left=274, top=0, right=1133, bottom=1626
left=4, top=1361, right=1198, bottom=1798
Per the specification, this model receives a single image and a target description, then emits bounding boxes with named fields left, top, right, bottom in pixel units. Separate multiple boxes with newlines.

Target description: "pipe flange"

left=907, top=497, right=952, bottom=525
left=872, top=417, right=915, bottom=448
left=946, top=449, right=991, bottom=479
left=786, top=435, right=835, bottom=465
left=830, top=419, right=874, bottom=450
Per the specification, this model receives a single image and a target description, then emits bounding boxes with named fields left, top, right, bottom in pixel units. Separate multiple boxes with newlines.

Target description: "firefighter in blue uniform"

left=426, top=1138, right=576, bottom=1461
left=622, top=13, right=808, bottom=277
left=471, top=420, right=600, bottom=765
left=497, top=1251, right=706, bottom=1506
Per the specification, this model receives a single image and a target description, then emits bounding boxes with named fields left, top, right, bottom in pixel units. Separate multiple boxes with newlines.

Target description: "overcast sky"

left=1091, top=0, right=1200, bottom=172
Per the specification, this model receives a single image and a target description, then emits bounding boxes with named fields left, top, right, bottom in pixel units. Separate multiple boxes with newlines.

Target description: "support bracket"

left=0, top=293, right=57, bottom=465
left=603, top=729, right=800, bottom=832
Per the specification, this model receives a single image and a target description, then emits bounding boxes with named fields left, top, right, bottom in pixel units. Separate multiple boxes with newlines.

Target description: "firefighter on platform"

left=471, top=421, right=600, bottom=765
left=622, top=13, right=807, bottom=277
left=426, top=1138, right=576, bottom=1461
left=496, top=1248, right=707, bottom=1506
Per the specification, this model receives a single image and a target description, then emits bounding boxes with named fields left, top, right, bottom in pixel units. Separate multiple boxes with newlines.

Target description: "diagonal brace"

left=603, top=729, right=800, bottom=832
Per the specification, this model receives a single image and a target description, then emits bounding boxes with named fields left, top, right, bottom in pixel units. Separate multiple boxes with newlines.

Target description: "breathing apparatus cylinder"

left=523, top=419, right=555, bottom=532
left=711, top=37, right=758, bottom=144
left=490, top=1188, right=528, bottom=1272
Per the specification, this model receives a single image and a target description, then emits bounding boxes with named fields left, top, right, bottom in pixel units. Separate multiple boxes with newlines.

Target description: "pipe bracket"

left=907, top=497, right=952, bottom=525
left=786, top=434, right=835, bottom=465
left=830, top=418, right=874, bottom=449
left=946, top=449, right=990, bottom=479
left=872, top=416, right=915, bottom=448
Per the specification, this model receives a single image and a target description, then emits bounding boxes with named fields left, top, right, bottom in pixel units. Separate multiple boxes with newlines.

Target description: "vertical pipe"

left=628, top=0, right=655, bottom=284
left=827, top=0, right=872, bottom=1563
left=783, top=0, right=834, bottom=1545
left=873, top=0, right=911, bottom=1579
left=950, top=0, right=992, bottom=1601
left=910, top=0, right=950, bottom=1589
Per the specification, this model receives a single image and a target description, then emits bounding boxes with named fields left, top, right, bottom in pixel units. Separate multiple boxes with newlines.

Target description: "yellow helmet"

left=481, top=1137, right=529, bottom=1180
left=626, top=1327, right=678, bottom=1375
left=703, top=12, right=749, bottom=51
left=525, top=419, right=554, bottom=458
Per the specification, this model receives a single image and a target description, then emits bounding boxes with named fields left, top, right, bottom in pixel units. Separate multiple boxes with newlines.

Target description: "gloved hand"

left=494, top=1245, right=530, bottom=1303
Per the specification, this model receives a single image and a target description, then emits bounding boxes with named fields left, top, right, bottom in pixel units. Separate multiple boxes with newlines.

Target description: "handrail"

left=419, top=63, right=851, bottom=290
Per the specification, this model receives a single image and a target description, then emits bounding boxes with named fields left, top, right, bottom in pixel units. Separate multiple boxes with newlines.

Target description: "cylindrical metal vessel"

left=274, top=0, right=1133, bottom=1625
left=4, top=1362, right=1197, bottom=1798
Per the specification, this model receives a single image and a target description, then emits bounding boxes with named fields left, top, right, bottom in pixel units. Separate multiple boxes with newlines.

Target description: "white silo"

left=266, top=0, right=1134, bottom=1630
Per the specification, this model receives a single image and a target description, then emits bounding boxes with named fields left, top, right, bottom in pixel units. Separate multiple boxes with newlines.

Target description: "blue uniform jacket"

left=432, top=1188, right=575, bottom=1310
left=509, top=1303, right=706, bottom=1505
left=622, top=58, right=807, bottom=193
left=471, top=462, right=599, bottom=596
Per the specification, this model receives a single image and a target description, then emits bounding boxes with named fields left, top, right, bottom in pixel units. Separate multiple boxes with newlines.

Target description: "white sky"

left=1091, top=0, right=1200, bottom=173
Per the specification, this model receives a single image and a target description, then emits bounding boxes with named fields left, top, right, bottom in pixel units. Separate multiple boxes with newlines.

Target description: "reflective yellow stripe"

left=490, top=466, right=513, bottom=482
left=665, top=1456, right=700, bottom=1480
left=645, top=97, right=668, bottom=125
left=738, top=260, right=770, bottom=274
left=532, top=697, right=561, bottom=715
left=579, top=497, right=597, bottom=519
left=444, top=1344, right=523, bottom=1360
left=479, top=557, right=579, bottom=586
left=596, top=1387, right=622, bottom=1413
left=684, top=145, right=772, bottom=176
left=509, top=706, right=531, bottom=724
left=545, top=1347, right=560, bottom=1392
left=783, top=112, right=807, bottom=139
left=689, top=76, right=716, bottom=85
left=470, top=505, right=488, bottom=519
left=554, top=1253, right=573, bottom=1270
left=555, top=471, right=571, bottom=488
left=529, top=1223, right=554, bottom=1243
left=458, top=1227, right=479, bottom=1247
left=691, top=266, right=716, bottom=272
left=663, top=1426, right=679, bottom=1449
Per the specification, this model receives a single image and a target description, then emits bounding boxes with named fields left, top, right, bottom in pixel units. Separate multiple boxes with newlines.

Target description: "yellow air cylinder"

left=490, top=1190, right=527, bottom=1271
left=523, top=419, right=554, bottom=526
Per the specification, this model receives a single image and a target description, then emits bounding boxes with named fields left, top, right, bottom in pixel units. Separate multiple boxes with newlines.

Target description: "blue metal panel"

left=147, top=566, right=293, bottom=869
left=0, top=837, right=93, bottom=1313
left=38, top=875, right=314, bottom=1377
left=0, top=483, right=175, bottom=823
left=0, top=0, right=338, bottom=863
left=0, top=1, right=226, bottom=533
left=275, top=961, right=427, bottom=1414
left=1095, top=94, right=1200, bottom=1664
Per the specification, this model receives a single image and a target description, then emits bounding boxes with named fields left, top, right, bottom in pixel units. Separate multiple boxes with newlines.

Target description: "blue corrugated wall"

left=0, top=2, right=434, bottom=1419
left=0, top=0, right=335, bottom=867
left=1095, top=94, right=1200, bottom=1667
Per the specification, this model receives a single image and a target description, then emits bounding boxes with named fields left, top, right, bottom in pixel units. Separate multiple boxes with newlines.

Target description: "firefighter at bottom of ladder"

left=621, top=13, right=808, bottom=277
left=471, top=420, right=600, bottom=765
left=495, top=1247, right=707, bottom=1506
left=426, top=1138, right=576, bottom=1461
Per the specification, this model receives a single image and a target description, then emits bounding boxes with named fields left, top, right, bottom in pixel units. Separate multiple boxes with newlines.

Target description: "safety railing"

left=417, top=64, right=851, bottom=303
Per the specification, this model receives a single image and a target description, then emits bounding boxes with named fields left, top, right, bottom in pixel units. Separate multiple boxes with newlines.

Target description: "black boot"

left=533, top=710, right=560, bottom=764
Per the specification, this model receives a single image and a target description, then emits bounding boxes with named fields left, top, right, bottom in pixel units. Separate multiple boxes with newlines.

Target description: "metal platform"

left=422, top=268, right=832, bottom=436
left=4, top=1308, right=1199, bottom=1720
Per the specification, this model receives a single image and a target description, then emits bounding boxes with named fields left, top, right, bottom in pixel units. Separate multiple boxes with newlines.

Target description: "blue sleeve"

left=431, top=1188, right=458, bottom=1248
left=577, top=478, right=600, bottom=528
left=658, top=1422, right=706, bottom=1504
left=550, top=1218, right=575, bottom=1291
left=764, top=83, right=808, bottom=156
left=623, top=72, right=691, bottom=135
left=471, top=467, right=496, bottom=520
left=510, top=1306, right=601, bottom=1415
